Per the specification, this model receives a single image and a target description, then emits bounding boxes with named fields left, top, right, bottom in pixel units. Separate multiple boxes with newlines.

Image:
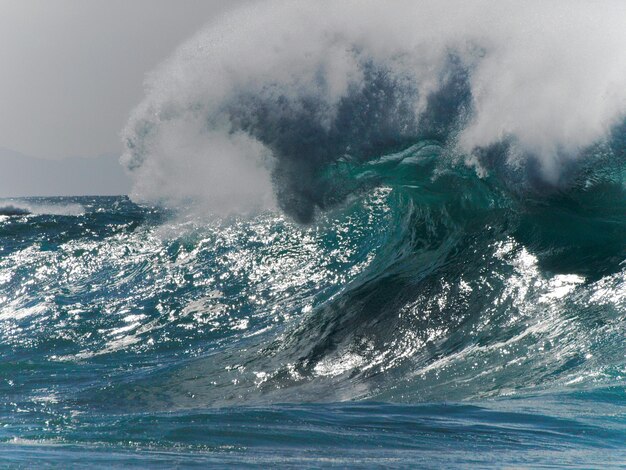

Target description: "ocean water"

left=0, top=155, right=624, bottom=467
left=3, top=1, right=626, bottom=467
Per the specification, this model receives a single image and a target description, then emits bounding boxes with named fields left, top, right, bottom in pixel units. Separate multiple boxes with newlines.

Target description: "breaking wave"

left=2, top=2, right=626, bottom=464
left=121, top=0, right=626, bottom=222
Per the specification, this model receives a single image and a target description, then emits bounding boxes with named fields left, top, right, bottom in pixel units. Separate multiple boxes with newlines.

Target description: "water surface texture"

left=0, top=162, right=624, bottom=466
left=3, top=1, right=626, bottom=467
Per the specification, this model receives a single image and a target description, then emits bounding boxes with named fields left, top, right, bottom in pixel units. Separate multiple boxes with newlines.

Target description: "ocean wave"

left=121, top=0, right=626, bottom=222
left=3, top=2, right=626, bottom=464
left=0, top=204, right=31, bottom=216
left=2, top=144, right=623, bottom=410
left=1, top=0, right=625, bottom=428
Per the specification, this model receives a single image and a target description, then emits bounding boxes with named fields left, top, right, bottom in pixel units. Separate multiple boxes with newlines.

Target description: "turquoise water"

left=0, top=138, right=624, bottom=466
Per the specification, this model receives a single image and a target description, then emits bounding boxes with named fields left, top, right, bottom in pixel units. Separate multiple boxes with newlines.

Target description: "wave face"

left=3, top=1, right=626, bottom=466
left=1, top=160, right=625, bottom=463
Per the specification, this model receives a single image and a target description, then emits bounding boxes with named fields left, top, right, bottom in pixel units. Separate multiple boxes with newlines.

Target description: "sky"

left=0, top=0, right=246, bottom=161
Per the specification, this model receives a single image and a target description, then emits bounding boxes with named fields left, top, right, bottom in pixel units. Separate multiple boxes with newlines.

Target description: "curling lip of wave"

left=121, top=0, right=626, bottom=220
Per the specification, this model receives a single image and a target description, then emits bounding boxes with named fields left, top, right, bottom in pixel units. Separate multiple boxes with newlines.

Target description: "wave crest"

left=122, top=0, right=626, bottom=220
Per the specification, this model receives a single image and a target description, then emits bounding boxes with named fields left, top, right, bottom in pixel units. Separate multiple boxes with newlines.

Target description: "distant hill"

left=0, top=148, right=131, bottom=197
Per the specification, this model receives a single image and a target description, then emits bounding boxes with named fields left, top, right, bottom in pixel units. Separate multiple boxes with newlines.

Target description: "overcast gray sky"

left=0, top=0, right=246, bottom=160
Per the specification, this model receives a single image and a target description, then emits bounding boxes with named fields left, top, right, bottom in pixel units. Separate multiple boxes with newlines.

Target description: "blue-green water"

left=2, top=1, right=625, bottom=466
left=0, top=137, right=624, bottom=466
left=2, top=399, right=625, bottom=468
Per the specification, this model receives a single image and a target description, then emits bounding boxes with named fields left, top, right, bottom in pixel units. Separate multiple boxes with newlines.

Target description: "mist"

left=122, top=0, right=626, bottom=219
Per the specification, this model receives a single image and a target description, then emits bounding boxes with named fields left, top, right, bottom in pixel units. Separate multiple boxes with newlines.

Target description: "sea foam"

left=122, top=0, right=626, bottom=219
